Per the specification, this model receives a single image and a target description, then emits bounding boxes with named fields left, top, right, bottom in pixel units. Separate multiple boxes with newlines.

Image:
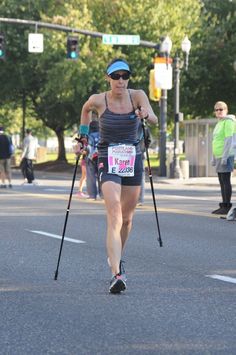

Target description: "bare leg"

left=6, top=159, right=12, bottom=185
left=102, top=181, right=122, bottom=275
left=102, top=182, right=140, bottom=275
left=120, top=185, right=141, bottom=253
left=78, top=164, right=86, bottom=192
left=0, top=168, right=6, bottom=185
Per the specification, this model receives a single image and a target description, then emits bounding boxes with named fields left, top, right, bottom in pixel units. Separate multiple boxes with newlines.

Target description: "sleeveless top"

left=98, top=90, right=141, bottom=158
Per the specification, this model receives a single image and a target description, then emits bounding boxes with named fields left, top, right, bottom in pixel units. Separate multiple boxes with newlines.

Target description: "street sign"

left=28, top=33, right=44, bottom=53
left=102, top=34, right=140, bottom=45
left=154, top=57, right=173, bottom=90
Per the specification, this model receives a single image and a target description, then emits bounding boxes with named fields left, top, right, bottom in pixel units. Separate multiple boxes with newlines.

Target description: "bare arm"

left=80, top=95, right=96, bottom=126
left=80, top=93, right=104, bottom=126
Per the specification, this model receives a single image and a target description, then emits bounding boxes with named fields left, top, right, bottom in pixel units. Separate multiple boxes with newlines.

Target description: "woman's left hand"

left=135, top=106, right=149, bottom=121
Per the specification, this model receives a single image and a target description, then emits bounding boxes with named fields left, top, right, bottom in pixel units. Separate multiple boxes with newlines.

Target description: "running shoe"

left=77, top=191, right=88, bottom=198
left=119, top=260, right=127, bottom=282
left=109, top=274, right=126, bottom=294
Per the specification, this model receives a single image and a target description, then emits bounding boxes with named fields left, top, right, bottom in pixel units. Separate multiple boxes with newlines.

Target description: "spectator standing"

left=21, top=128, right=37, bottom=184
left=211, top=101, right=235, bottom=214
left=0, top=126, right=13, bottom=188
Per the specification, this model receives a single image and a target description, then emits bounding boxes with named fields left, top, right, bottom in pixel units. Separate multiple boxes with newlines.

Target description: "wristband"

left=79, top=124, right=89, bottom=135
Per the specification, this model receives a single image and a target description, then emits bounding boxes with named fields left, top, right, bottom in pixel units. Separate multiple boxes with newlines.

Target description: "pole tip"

left=54, top=271, right=58, bottom=280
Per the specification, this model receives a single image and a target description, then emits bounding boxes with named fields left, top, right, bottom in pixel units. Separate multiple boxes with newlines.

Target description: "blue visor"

left=107, top=61, right=131, bottom=75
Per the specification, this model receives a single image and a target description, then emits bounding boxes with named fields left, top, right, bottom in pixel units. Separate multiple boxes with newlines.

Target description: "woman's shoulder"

left=89, top=92, right=105, bottom=104
left=85, top=92, right=106, bottom=112
left=129, top=88, right=146, bottom=97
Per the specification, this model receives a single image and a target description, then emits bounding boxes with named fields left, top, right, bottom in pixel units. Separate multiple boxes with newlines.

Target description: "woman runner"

left=77, top=58, right=157, bottom=293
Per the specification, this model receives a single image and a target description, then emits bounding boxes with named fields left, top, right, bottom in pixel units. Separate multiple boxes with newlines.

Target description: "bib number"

left=108, top=144, right=136, bottom=177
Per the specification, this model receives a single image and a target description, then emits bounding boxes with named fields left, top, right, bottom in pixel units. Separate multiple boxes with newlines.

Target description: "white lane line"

left=206, top=274, right=236, bottom=284
left=160, top=194, right=215, bottom=201
left=44, top=188, right=69, bottom=192
left=29, top=230, right=86, bottom=244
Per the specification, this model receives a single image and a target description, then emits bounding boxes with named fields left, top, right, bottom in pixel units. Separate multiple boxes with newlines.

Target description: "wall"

left=184, top=118, right=217, bottom=177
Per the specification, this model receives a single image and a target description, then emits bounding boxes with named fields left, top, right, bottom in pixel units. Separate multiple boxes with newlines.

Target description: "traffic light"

left=0, top=34, right=5, bottom=60
left=67, top=36, right=79, bottom=60
left=149, top=69, right=161, bottom=101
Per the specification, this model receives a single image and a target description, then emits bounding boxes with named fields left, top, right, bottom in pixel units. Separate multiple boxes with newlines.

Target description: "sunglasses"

left=109, top=72, right=130, bottom=80
left=214, top=108, right=224, bottom=112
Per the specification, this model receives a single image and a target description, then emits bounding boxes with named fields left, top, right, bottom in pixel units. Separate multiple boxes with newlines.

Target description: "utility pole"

left=172, top=56, right=183, bottom=178
left=159, top=89, right=167, bottom=176
left=171, top=36, right=191, bottom=178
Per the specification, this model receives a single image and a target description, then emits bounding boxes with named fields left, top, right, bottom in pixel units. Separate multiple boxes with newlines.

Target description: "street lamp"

left=172, top=35, right=191, bottom=179
left=158, top=36, right=172, bottom=176
left=160, top=35, right=172, bottom=59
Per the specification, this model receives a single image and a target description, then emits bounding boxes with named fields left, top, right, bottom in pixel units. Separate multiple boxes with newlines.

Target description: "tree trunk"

left=55, top=128, right=67, bottom=162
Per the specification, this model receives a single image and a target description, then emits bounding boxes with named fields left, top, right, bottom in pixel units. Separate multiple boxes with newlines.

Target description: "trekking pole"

left=141, top=118, right=163, bottom=247
left=54, top=153, right=80, bottom=280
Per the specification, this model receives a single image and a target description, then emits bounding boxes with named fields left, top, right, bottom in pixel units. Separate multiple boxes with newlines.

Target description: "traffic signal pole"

left=0, top=17, right=157, bottom=49
left=159, top=90, right=167, bottom=176
left=0, top=17, right=168, bottom=175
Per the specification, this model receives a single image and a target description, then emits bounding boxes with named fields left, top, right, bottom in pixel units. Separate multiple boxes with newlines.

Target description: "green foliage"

left=6, top=0, right=235, bottom=160
left=182, top=0, right=236, bottom=117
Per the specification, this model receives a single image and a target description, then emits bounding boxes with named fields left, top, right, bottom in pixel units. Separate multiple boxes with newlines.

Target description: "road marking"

left=29, top=230, right=86, bottom=244
left=136, top=206, right=220, bottom=218
left=44, top=188, right=69, bottom=192
left=159, top=194, right=213, bottom=201
left=206, top=274, right=236, bottom=284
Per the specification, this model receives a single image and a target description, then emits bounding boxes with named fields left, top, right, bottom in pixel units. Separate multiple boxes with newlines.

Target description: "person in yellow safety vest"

left=211, top=101, right=235, bottom=215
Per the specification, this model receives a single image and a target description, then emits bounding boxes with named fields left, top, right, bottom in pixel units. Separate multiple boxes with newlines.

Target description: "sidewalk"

left=157, top=175, right=236, bottom=187
left=10, top=168, right=236, bottom=188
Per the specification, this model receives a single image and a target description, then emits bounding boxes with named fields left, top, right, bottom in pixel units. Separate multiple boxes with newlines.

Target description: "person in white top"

left=21, top=128, right=37, bottom=184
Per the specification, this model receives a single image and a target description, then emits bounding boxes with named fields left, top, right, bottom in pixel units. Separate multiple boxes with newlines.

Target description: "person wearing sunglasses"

left=211, top=101, right=236, bottom=215
left=77, top=58, right=157, bottom=293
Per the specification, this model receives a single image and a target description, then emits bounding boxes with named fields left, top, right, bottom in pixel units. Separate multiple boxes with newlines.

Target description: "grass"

left=14, top=151, right=160, bottom=169
left=38, top=152, right=160, bottom=167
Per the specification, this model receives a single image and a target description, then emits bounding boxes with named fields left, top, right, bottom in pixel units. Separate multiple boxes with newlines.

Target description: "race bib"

left=108, top=144, right=136, bottom=177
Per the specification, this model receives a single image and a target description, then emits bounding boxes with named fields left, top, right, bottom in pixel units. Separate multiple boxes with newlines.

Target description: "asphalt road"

left=0, top=171, right=236, bottom=355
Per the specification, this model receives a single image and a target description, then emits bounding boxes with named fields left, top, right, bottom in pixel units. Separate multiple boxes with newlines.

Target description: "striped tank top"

left=98, top=90, right=141, bottom=158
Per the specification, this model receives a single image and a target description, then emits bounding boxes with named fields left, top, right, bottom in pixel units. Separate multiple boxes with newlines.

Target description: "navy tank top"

left=98, top=90, right=141, bottom=158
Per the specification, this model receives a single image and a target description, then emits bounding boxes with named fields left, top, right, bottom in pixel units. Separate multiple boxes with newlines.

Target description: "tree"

left=0, top=0, right=202, bottom=161
left=181, top=0, right=236, bottom=117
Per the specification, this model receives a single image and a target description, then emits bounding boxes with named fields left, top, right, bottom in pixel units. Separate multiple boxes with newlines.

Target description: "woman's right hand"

left=73, top=135, right=88, bottom=155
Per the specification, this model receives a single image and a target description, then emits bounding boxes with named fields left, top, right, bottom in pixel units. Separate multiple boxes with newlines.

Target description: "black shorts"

left=98, top=154, right=143, bottom=186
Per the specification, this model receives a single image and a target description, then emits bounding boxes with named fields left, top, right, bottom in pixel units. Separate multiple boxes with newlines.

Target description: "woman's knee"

left=122, top=214, right=133, bottom=230
left=107, top=201, right=123, bottom=227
